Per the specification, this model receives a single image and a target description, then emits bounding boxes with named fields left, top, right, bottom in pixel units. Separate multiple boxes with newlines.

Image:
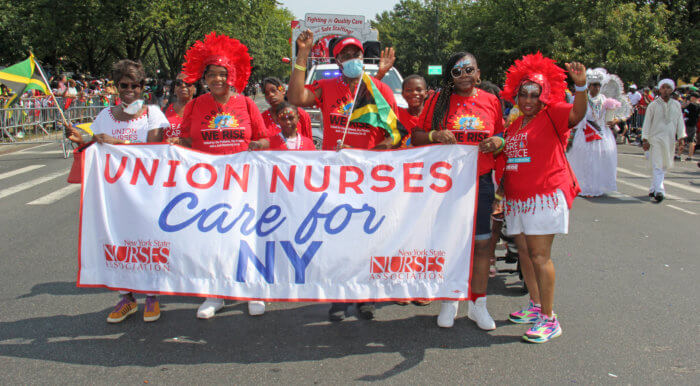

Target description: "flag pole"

left=30, top=52, right=74, bottom=136
left=337, top=71, right=363, bottom=150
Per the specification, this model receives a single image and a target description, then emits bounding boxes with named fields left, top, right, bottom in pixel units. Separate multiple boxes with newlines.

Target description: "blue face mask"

left=340, top=59, right=364, bottom=78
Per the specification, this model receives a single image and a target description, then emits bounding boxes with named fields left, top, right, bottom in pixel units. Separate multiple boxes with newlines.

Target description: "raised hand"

left=379, top=47, right=395, bottom=72
left=565, top=62, right=587, bottom=86
left=296, top=29, right=314, bottom=54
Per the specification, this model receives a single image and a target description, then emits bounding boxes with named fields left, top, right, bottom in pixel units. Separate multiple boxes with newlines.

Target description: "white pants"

left=650, top=167, right=665, bottom=194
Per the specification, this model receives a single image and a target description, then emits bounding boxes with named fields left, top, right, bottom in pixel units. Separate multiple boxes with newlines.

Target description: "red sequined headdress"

left=501, top=52, right=567, bottom=105
left=182, top=32, right=251, bottom=93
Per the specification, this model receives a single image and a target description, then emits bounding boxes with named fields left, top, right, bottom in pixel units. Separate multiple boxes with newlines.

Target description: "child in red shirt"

left=267, top=102, right=316, bottom=150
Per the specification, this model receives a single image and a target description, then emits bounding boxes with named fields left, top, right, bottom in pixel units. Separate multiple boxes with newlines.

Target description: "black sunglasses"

left=451, top=65, right=476, bottom=78
left=174, top=80, right=194, bottom=87
left=118, top=82, right=142, bottom=90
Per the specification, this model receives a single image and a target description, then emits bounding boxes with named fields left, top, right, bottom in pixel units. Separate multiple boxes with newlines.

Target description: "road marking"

left=0, top=170, right=68, bottom=200
left=617, top=167, right=700, bottom=195
left=14, top=150, right=65, bottom=155
left=616, top=179, right=689, bottom=203
left=605, top=191, right=640, bottom=202
left=0, top=165, right=45, bottom=180
left=666, top=205, right=697, bottom=215
left=27, top=184, right=81, bottom=205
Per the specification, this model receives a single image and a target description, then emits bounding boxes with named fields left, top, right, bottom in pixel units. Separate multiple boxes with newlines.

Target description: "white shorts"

left=504, top=189, right=569, bottom=235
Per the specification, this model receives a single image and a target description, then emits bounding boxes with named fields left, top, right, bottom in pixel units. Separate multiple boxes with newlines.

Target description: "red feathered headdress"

left=182, top=32, right=251, bottom=93
left=501, top=52, right=567, bottom=105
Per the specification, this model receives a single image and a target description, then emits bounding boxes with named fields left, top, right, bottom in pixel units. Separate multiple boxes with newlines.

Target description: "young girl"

left=267, top=102, right=316, bottom=150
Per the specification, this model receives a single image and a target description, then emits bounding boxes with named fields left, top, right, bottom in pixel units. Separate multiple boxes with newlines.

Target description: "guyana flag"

left=0, top=53, right=50, bottom=108
left=349, top=72, right=406, bottom=146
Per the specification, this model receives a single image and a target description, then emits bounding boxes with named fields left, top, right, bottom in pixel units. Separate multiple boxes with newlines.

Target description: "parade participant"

left=641, top=79, right=686, bottom=202
left=167, top=32, right=269, bottom=318
left=567, top=68, right=620, bottom=197
left=679, top=92, right=699, bottom=160
left=396, top=74, right=428, bottom=148
left=88, top=59, right=171, bottom=323
left=162, top=72, right=196, bottom=141
left=497, top=52, right=587, bottom=343
left=288, top=30, right=400, bottom=321
left=411, top=52, right=504, bottom=330
left=267, top=101, right=315, bottom=150
left=261, top=77, right=313, bottom=139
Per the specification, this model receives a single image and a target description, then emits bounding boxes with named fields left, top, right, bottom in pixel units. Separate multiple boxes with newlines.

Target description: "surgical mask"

left=341, top=59, right=364, bottom=78
left=122, top=99, right=144, bottom=114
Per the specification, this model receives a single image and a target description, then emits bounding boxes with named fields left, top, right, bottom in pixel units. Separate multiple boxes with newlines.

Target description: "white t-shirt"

left=91, top=105, right=170, bottom=143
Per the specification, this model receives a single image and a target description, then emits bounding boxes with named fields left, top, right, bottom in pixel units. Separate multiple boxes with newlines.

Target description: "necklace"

left=588, top=94, right=604, bottom=121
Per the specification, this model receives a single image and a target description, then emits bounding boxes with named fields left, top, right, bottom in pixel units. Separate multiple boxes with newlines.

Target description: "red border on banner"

left=75, top=143, right=479, bottom=301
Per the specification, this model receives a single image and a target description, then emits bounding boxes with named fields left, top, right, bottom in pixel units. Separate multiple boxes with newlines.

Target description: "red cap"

left=332, top=36, right=364, bottom=57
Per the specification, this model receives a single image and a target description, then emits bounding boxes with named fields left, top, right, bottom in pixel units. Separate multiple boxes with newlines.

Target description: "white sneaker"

left=196, top=298, right=224, bottom=319
left=467, top=297, right=496, bottom=330
left=248, top=301, right=266, bottom=316
left=437, top=301, right=459, bottom=328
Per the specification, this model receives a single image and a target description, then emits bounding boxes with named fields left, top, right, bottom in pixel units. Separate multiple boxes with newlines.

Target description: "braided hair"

left=431, top=52, right=476, bottom=131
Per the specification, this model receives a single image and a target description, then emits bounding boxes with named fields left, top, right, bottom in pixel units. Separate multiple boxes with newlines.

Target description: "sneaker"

left=467, top=297, right=496, bottom=330
left=143, top=296, right=160, bottom=322
left=196, top=298, right=224, bottom=319
left=674, top=155, right=681, bottom=161
left=437, top=301, right=459, bottom=328
left=648, top=192, right=655, bottom=198
left=509, top=299, right=541, bottom=324
left=328, top=303, right=349, bottom=322
left=357, top=302, right=375, bottom=320
left=685, top=157, right=692, bottom=161
left=107, top=295, right=137, bottom=323
left=248, top=301, right=265, bottom=316
left=523, top=315, right=562, bottom=343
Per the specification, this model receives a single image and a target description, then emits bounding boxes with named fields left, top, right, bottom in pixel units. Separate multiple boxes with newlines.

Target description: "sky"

left=278, top=0, right=400, bottom=22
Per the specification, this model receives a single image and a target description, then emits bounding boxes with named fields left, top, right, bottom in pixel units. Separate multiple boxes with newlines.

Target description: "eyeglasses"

left=118, top=82, right=142, bottom=90
left=174, top=80, right=194, bottom=87
left=451, top=65, right=476, bottom=78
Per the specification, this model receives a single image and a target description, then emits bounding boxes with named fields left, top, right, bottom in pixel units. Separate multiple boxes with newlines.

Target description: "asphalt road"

left=0, top=106, right=698, bottom=384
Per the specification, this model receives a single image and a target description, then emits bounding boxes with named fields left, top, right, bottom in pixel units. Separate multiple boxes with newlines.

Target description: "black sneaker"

left=649, top=192, right=655, bottom=198
left=654, top=192, right=664, bottom=202
left=685, top=157, right=692, bottom=161
left=328, top=303, right=349, bottom=322
left=674, top=155, right=681, bottom=161
left=357, top=302, right=376, bottom=320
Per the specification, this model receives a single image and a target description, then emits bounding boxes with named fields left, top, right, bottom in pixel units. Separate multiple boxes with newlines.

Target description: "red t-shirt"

left=502, top=102, right=580, bottom=208
left=397, top=107, right=420, bottom=147
left=267, top=133, right=316, bottom=150
left=262, top=107, right=313, bottom=139
left=163, top=104, right=183, bottom=140
left=305, top=76, right=397, bottom=150
left=418, top=90, right=504, bottom=176
left=180, top=93, right=268, bottom=154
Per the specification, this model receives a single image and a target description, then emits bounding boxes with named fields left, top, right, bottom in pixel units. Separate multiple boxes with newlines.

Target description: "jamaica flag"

left=349, top=72, right=406, bottom=146
left=0, top=53, right=50, bottom=108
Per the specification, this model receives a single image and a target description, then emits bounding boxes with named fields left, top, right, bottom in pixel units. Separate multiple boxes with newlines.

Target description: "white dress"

left=567, top=94, right=618, bottom=196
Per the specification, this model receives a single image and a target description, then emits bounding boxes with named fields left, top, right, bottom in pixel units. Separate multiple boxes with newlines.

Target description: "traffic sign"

left=427, top=65, right=442, bottom=75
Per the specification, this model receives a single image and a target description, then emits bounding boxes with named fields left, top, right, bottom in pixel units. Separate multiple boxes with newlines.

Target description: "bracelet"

left=574, top=83, right=588, bottom=92
left=495, top=136, right=506, bottom=152
left=428, top=130, right=436, bottom=142
left=294, top=63, right=307, bottom=71
left=494, top=193, right=503, bottom=201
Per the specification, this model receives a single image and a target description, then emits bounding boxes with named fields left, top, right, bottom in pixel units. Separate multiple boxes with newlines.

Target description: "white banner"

left=78, top=144, right=478, bottom=302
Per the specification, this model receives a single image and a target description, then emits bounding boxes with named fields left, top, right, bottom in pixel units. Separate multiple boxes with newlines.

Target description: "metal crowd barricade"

left=0, top=94, right=116, bottom=158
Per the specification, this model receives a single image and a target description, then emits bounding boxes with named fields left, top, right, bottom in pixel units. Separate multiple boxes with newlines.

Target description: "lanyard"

left=279, top=132, right=301, bottom=150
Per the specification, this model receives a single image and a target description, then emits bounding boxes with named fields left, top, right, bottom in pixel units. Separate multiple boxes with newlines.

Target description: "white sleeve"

left=90, top=108, right=112, bottom=135
left=675, top=102, right=686, bottom=140
left=148, top=105, right=171, bottom=129
left=641, top=102, right=655, bottom=140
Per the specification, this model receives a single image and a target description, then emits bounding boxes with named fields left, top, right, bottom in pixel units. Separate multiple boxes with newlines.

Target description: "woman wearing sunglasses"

left=88, top=59, right=171, bottom=324
left=162, top=73, right=198, bottom=141
left=412, top=52, right=505, bottom=330
left=498, top=53, right=587, bottom=343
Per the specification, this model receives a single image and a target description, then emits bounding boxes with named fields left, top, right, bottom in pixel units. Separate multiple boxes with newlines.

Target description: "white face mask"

left=122, top=99, right=144, bottom=114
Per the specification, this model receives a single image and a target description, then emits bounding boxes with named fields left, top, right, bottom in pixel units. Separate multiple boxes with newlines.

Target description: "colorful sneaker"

left=523, top=315, right=562, bottom=343
left=509, top=300, right=541, bottom=324
left=143, top=296, right=160, bottom=322
left=107, top=295, right=137, bottom=323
